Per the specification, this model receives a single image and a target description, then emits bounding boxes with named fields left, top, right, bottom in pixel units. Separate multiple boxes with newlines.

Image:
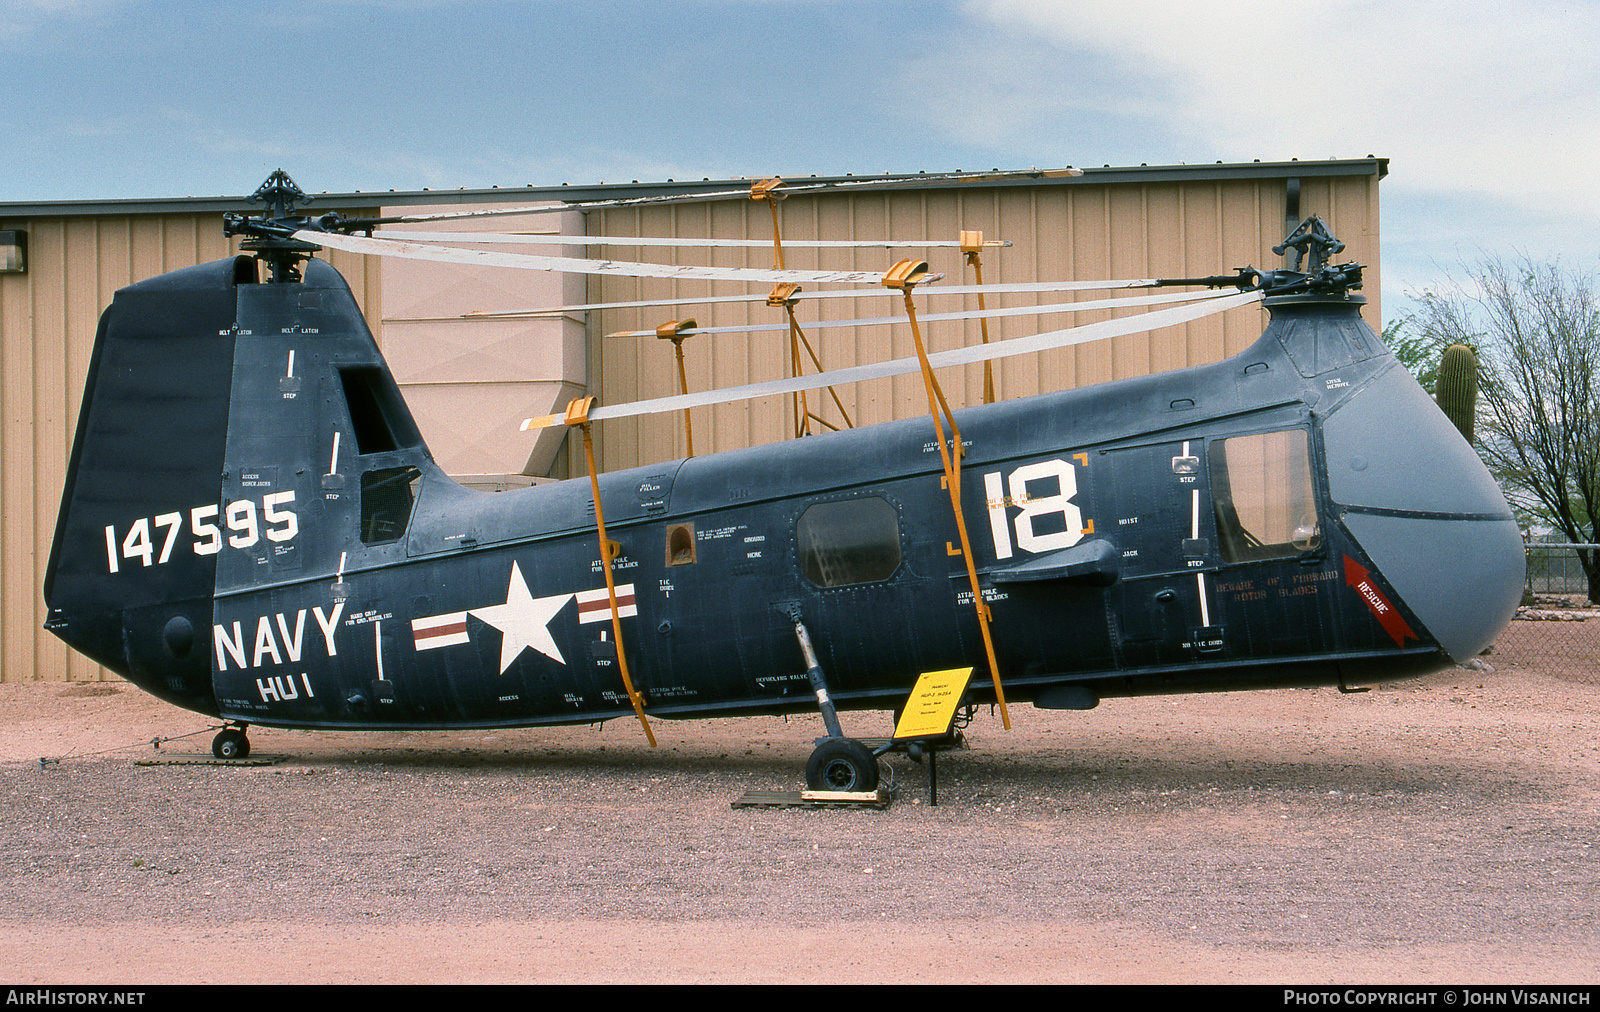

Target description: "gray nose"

left=1339, top=511, right=1525, bottom=662
left=1323, top=365, right=1525, bottom=662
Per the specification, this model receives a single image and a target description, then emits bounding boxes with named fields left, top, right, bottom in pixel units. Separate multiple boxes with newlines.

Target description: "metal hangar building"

left=0, top=157, right=1386, bottom=682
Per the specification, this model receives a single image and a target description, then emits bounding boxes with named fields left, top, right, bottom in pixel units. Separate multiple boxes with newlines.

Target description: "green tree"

left=1412, top=259, right=1600, bottom=602
left=1384, top=317, right=1443, bottom=394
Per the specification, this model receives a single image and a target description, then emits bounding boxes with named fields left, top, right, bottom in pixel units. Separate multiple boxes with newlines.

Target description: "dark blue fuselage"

left=45, top=258, right=1525, bottom=732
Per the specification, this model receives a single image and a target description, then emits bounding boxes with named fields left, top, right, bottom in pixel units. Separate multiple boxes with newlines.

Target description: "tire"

left=805, top=737, right=879, bottom=792
left=212, top=729, right=250, bottom=760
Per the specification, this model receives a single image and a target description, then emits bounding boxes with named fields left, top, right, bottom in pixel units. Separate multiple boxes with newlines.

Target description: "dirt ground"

left=1, top=632, right=1597, bottom=985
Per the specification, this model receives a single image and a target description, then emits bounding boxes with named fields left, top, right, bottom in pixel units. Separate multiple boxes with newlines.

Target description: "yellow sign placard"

left=893, top=667, right=974, bottom=740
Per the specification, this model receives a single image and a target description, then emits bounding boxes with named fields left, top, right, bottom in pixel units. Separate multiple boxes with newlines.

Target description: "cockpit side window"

left=1210, top=429, right=1321, bottom=563
left=359, top=466, right=421, bottom=545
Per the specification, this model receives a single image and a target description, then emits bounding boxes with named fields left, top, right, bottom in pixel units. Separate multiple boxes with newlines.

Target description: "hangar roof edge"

left=0, top=157, right=1387, bottom=220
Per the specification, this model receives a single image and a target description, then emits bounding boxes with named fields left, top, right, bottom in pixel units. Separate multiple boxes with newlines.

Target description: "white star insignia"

left=469, top=561, right=573, bottom=673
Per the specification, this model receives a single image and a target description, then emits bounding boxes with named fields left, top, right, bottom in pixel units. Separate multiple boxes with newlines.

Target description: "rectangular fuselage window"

left=1211, top=429, right=1321, bottom=563
left=360, top=466, right=421, bottom=545
left=797, top=496, right=902, bottom=587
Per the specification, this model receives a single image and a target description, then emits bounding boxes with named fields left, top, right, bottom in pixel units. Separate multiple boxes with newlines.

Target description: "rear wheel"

left=805, top=737, right=879, bottom=792
left=212, top=728, right=250, bottom=760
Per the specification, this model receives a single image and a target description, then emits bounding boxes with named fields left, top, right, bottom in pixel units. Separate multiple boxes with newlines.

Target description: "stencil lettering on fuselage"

left=106, top=493, right=298, bottom=573
left=213, top=603, right=344, bottom=672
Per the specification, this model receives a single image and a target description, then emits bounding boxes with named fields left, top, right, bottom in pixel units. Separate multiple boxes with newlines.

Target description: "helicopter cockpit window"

left=1210, top=429, right=1322, bottom=563
left=797, top=497, right=902, bottom=587
left=360, top=466, right=421, bottom=545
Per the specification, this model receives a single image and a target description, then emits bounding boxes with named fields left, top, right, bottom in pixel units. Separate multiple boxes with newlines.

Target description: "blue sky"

left=4, top=0, right=1597, bottom=324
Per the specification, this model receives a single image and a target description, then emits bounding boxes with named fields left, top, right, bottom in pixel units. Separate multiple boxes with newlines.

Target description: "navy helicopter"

left=42, top=171, right=1525, bottom=792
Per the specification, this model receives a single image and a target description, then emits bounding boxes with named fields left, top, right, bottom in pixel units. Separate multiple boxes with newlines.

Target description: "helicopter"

left=41, top=171, right=1525, bottom=793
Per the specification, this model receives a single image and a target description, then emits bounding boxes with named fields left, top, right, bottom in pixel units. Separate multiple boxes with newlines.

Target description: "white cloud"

left=962, top=1, right=1600, bottom=216
left=0, top=0, right=126, bottom=40
left=893, top=15, right=1176, bottom=164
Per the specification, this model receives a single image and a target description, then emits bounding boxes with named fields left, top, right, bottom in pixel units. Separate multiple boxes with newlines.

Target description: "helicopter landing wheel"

left=212, top=727, right=251, bottom=760
left=805, top=737, right=879, bottom=793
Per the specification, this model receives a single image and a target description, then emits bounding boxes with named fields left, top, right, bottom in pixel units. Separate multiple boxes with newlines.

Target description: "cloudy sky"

left=3, top=0, right=1595, bottom=323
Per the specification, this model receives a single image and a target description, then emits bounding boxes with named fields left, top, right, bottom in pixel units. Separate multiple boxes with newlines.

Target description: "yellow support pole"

left=568, top=396, right=657, bottom=747
left=750, top=177, right=786, bottom=269
left=655, top=319, right=698, bottom=457
left=961, top=230, right=997, bottom=405
left=883, top=260, right=1010, bottom=729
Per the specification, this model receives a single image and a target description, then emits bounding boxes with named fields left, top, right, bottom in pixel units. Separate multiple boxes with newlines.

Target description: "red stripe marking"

left=579, top=594, right=635, bottom=615
left=415, top=620, right=467, bottom=640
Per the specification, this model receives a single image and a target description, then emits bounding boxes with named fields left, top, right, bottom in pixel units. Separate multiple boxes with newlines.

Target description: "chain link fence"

left=1491, top=543, right=1599, bottom=674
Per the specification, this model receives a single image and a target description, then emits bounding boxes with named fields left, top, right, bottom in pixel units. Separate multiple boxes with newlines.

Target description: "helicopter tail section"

left=44, top=254, right=436, bottom=716
left=43, top=257, right=251, bottom=709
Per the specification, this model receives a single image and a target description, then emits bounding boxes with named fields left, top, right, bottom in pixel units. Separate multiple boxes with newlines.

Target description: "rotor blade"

left=468, top=278, right=1172, bottom=318
left=603, top=288, right=1240, bottom=338
left=381, top=186, right=760, bottom=223
left=298, top=230, right=940, bottom=285
left=469, top=293, right=773, bottom=316
left=371, top=167, right=1083, bottom=225
left=523, top=290, right=1263, bottom=429
left=375, top=230, right=1010, bottom=250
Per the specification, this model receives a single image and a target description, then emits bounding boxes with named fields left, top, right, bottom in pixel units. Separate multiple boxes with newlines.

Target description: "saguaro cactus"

left=1436, top=343, right=1478, bottom=444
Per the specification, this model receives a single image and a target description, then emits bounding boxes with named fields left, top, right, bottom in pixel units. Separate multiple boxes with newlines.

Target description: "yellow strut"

left=768, top=288, right=855, bottom=437
left=960, top=230, right=997, bottom=404
left=883, top=260, right=1011, bottom=728
left=568, top=396, right=657, bottom=746
left=755, top=179, right=848, bottom=437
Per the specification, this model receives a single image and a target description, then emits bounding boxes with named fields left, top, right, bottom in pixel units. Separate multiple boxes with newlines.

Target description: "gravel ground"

left=0, top=644, right=1597, bottom=984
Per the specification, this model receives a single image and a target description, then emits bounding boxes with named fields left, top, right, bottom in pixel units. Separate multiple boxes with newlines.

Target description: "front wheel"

left=805, top=738, right=879, bottom=792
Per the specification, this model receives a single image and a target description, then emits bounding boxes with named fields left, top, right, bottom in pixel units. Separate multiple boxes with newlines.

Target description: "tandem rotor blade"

left=375, top=230, right=1011, bottom=250
left=467, top=278, right=1176, bottom=317
left=522, top=289, right=1264, bottom=429
left=356, top=167, right=1083, bottom=226
left=298, top=230, right=941, bottom=285
left=602, top=288, right=1241, bottom=338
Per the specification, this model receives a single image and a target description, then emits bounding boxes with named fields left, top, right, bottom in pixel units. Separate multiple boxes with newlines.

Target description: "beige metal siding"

left=375, top=204, right=587, bottom=479
left=590, top=172, right=1379, bottom=474
left=0, top=214, right=377, bottom=682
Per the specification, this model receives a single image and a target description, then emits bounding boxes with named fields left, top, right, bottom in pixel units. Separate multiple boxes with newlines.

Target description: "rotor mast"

left=224, top=169, right=325, bottom=284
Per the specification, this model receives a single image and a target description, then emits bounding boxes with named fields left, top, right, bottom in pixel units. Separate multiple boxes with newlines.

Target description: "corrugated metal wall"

left=590, top=171, right=1380, bottom=472
left=0, top=214, right=379, bottom=681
